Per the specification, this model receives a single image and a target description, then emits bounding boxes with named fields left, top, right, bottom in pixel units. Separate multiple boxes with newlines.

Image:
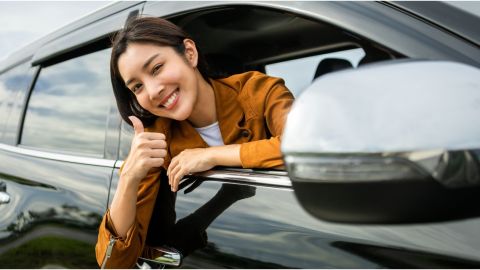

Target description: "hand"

left=121, top=116, right=167, bottom=184
left=167, top=148, right=216, bottom=192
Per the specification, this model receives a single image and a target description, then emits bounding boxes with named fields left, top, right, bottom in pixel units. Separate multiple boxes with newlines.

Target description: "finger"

left=129, top=116, right=144, bottom=135
left=169, top=161, right=182, bottom=185
left=140, top=132, right=166, bottom=140
left=145, top=158, right=164, bottom=168
left=172, top=169, right=187, bottom=192
left=145, top=139, right=167, bottom=150
left=148, top=149, right=167, bottom=158
left=167, top=157, right=179, bottom=178
left=172, top=169, right=186, bottom=192
left=167, top=162, right=174, bottom=184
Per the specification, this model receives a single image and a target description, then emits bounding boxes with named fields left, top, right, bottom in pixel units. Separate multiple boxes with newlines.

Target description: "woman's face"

left=118, top=41, right=199, bottom=121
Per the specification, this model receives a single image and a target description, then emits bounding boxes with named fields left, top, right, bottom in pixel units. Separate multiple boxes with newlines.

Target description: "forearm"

left=209, top=144, right=242, bottom=167
left=207, top=140, right=284, bottom=169
left=239, top=136, right=284, bottom=168
left=109, top=174, right=139, bottom=238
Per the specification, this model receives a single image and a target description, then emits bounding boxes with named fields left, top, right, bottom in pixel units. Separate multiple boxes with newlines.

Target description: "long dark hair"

left=110, top=16, right=210, bottom=127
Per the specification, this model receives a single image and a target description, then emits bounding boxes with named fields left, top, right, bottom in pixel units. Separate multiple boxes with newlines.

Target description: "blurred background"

left=0, top=1, right=111, bottom=61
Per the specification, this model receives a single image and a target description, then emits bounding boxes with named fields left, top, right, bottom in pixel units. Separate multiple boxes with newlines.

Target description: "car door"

left=0, top=47, right=117, bottom=268
left=0, top=3, right=146, bottom=268
left=105, top=1, right=480, bottom=268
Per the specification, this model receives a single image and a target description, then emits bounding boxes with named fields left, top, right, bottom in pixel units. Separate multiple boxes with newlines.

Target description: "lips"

left=160, top=89, right=179, bottom=110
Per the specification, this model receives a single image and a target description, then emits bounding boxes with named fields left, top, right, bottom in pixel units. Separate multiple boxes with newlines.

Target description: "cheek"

left=135, top=94, right=152, bottom=110
left=160, top=67, right=184, bottom=84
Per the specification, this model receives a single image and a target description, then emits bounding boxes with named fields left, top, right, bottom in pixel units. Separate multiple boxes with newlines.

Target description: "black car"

left=0, top=1, right=479, bottom=268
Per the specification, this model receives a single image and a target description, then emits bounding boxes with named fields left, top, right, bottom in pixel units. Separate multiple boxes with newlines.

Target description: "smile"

left=160, top=89, right=179, bottom=110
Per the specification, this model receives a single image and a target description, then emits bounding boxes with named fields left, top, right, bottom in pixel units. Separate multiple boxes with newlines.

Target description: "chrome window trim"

left=0, top=143, right=115, bottom=167
left=114, top=160, right=292, bottom=187
left=193, top=168, right=292, bottom=188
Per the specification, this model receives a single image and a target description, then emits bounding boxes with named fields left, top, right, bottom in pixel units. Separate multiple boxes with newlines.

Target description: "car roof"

left=388, top=1, right=480, bottom=47
left=1, top=1, right=478, bottom=74
left=0, top=1, right=143, bottom=73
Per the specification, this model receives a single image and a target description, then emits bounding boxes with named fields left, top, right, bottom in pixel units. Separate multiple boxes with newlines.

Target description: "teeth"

left=162, top=92, right=178, bottom=108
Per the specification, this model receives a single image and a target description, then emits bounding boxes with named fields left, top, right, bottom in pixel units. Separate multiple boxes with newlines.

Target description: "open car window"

left=119, top=4, right=402, bottom=165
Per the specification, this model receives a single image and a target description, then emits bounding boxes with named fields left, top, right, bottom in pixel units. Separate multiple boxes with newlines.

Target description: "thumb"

left=129, top=116, right=144, bottom=135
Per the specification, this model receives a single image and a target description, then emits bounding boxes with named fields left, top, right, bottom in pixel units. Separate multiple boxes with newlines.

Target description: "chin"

left=170, top=107, right=192, bottom=121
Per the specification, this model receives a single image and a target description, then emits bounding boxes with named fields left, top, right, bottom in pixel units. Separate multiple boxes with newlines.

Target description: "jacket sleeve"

left=239, top=79, right=294, bottom=168
left=95, top=166, right=161, bottom=268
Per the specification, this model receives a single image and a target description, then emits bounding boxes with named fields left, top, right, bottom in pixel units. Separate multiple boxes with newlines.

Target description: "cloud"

left=0, top=1, right=110, bottom=61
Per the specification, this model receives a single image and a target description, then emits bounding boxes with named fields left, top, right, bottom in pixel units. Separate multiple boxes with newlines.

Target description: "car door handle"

left=0, top=192, right=10, bottom=204
left=0, top=182, right=10, bottom=205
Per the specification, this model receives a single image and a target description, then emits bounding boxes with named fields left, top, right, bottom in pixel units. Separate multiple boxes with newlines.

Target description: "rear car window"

left=21, top=48, right=112, bottom=157
left=265, top=48, right=365, bottom=97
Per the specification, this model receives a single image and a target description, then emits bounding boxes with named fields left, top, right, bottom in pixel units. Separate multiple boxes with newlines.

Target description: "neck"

left=188, top=71, right=217, bottom=128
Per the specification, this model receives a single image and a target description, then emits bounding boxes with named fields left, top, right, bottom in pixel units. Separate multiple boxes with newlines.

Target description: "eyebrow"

left=125, top=53, right=160, bottom=87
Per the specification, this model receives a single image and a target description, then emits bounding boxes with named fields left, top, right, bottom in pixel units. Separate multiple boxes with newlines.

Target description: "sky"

left=0, top=1, right=111, bottom=61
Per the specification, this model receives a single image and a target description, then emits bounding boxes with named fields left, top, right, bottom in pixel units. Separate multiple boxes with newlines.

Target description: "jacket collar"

left=150, top=77, right=247, bottom=158
left=211, top=78, right=246, bottom=144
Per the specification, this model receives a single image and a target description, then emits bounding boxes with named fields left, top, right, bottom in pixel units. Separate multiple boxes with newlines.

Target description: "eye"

left=132, top=83, right=143, bottom=93
left=152, top=64, right=162, bottom=75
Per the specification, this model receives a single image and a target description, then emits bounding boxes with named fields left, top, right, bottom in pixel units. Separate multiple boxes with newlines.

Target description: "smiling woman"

left=96, top=16, right=294, bottom=268
left=1, top=1, right=480, bottom=269
left=118, top=42, right=211, bottom=123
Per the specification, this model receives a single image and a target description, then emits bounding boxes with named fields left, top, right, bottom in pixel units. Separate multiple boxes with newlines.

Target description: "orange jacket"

left=95, top=71, right=294, bottom=268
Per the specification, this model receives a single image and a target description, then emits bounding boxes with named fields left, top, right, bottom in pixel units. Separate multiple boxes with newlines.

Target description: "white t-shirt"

left=194, top=121, right=225, bottom=146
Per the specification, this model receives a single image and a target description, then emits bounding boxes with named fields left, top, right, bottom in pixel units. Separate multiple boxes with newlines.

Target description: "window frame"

left=0, top=62, right=36, bottom=143
left=18, top=43, right=119, bottom=161
left=144, top=1, right=480, bottom=67
left=10, top=3, right=145, bottom=163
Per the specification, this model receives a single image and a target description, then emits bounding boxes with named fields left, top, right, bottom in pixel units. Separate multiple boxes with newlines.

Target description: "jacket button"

left=241, top=130, right=250, bottom=137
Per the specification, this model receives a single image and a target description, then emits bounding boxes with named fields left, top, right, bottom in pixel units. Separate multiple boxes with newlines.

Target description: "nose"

left=145, top=79, right=164, bottom=101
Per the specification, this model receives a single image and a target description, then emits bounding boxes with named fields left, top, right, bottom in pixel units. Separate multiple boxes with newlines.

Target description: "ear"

left=183, top=39, right=198, bottom=68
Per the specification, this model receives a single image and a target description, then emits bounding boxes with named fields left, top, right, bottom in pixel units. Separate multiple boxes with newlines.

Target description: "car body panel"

left=0, top=148, right=111, bottom=268
left=0, top=1, right=479, bottom=268
left=0, top=2, right=144, bottom=72
left=31, top=3, right=144, bottom=66
left=109, top=168, right=480, bottom=268
left=388, top=1, right=480, bottom=46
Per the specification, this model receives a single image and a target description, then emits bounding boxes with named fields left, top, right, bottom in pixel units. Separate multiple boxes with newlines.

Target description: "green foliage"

left=0, top=236, right=97, bottom=268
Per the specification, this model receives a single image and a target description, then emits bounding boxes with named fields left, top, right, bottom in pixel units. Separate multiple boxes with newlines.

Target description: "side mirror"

left=137, top=246, right=182, bottom=268
left=282, top=60, right=480, bottom=224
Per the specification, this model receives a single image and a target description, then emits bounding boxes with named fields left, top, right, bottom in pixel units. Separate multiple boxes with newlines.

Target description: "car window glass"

left=265, top=48, right=365, bottom=97
left=0, top=63, right=32, bottom=141
left=21, top=48, right=112, bottom=157
left=119, top=120, right=134, bottom=161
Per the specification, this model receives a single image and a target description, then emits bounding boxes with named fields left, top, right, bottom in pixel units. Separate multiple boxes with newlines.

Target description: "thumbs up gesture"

left=120, top=116, right=167, bottom=184
left=130, top=115, right=145, bottom=136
